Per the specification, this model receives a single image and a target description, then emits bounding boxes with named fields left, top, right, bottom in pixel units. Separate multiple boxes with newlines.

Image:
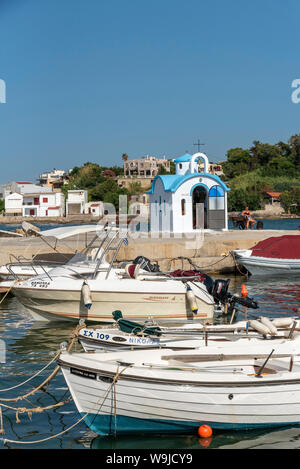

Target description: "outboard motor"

left=211, top=279, right=231, bottom=304
left=133, top=256, right=160, bottom=273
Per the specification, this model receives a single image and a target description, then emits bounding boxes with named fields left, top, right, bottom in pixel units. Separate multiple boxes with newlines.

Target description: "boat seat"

left=112, top=310, right=162, bottom=337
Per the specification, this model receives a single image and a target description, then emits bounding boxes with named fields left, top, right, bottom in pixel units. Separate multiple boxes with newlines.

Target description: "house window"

left=43, top=197, right=48, bottom=203
left=179, top=164, right=182, bottom=169
left=181, top=199, right=185, bottom=216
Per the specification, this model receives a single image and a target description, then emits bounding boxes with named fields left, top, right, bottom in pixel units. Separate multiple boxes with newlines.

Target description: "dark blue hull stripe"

left=82, top=413, right=300, bottom=436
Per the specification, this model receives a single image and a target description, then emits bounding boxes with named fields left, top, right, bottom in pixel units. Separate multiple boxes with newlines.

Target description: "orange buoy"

left=241, top=284, right=248, bottom=298
left=198, top=424, right=213, bottom=438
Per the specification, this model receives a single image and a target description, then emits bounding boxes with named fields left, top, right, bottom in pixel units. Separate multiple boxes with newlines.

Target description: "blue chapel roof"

left=173, top=153, right=192, bottom=163
left=147, top=173, right=230, bottom=194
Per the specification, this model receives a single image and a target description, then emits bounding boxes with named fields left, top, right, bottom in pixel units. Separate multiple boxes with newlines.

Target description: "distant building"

left=263, top=191, right=281, bottom=205
left=4, top=192, right=65, bottom=217
left=22, top=192, right=65, bottom=217
left=37, top=169, right=70, bottom=191
left=0, top=183, right=13, bottom=200
left=66, top=190, right=88, bottom=215
left=4, top=192, right=23, bottom=216
left=11, top=181, right=52, bottom=195
left=199, top=162, right=224, bottom=177
left=123, top=155, right=170, bottom=178
left=85, top=201, right=104, bottom=217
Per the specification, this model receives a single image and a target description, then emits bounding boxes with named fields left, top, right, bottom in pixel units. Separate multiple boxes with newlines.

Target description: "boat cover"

left=251, top=235, right=300, bottom=259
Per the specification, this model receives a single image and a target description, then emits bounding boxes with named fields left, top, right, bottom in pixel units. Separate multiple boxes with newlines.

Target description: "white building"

left=66, top=190, right=88, bottom=215
left=22, top=192, right=65, bottom=217
left=4, top=192, right=23, bottom=216
left=84, top=201, right=104, bottom=217
left=5, top=192, right=65, bottom=217
left=11, top=181, right=52, bottom=195
left=148, top=152, right=230, bottom=233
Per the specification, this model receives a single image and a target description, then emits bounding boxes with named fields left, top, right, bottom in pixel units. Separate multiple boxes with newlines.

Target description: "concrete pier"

left=0, top=229, right=298, bottom=275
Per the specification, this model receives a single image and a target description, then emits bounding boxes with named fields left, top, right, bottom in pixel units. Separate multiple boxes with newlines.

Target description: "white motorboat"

left=0, top=224, right=101, bottom=287
left=233, top=235, right=300, bottom=276
left=59, top=336, right=300, bottom=435
left=11, top=226, right=242, bottom=323
left=78, top=312, right=297, bottom=352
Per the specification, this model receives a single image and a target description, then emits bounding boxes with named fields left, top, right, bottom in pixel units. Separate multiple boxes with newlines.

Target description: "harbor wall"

left=0, top=230, right=298, bottom=275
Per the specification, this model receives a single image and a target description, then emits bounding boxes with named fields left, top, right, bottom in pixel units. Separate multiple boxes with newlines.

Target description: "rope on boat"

left=0, top=279, right=19, bottom=305
left=0, top=351, right=60, bottom=393
left=229, top=252, right=249, bottom=277
left=0, top=321, right=88, bottom=437
left=0, top=322, right=85, bottom=403
left=166, top=254, right=232, bottom=272
left=0, top=363, right=131, bottom=445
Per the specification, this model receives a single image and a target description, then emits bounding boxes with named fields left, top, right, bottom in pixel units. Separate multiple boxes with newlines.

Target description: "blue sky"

left=0, top=0, right=300, bottom=182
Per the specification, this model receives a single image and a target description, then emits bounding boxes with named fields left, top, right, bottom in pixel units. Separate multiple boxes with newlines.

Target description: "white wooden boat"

left=78, top=315, right=299, bottom=352
left=233, top=235, right=300, bottom=276
left=59, top=340, right=300, bottom=435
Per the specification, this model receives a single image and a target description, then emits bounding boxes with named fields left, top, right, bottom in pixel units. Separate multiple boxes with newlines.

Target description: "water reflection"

left=90, top=426, right=300, bottom=450
left=0, top=274, right=299, bottom=449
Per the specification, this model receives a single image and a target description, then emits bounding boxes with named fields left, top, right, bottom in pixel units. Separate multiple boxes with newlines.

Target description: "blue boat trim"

left=81, top=412, right=300, bottom=436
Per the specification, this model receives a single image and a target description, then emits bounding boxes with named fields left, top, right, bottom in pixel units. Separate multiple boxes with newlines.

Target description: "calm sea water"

left=0, top=217, right=299, bottom=233
left=0, top=219, right=299, bottom=450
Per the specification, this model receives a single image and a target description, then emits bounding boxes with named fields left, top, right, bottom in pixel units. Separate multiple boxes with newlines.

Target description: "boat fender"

left=82, top=281, right=92, bottom=309
left=186, top=285, right=198, bottom=315
left=272, top=317, right=294, bottom=328
left=249, top=320, right=271, bottom=335
left=259, top=316, right=278, bottom=336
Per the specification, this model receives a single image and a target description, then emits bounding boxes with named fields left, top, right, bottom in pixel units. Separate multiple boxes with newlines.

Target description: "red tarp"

left=251, top=235, right=300, bottom=259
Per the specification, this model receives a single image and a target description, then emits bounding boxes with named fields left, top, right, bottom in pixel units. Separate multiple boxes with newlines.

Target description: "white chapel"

left=148, top=152, right=230, bottom=233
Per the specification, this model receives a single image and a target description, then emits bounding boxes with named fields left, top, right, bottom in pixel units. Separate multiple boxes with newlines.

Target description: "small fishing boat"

left=12, top=226, right=242, bottom=323
left=59, top=338, right=300, bottom=436
left=233, top=235, right=300, bottom=276
left=78, top=311, right=295, bottom=352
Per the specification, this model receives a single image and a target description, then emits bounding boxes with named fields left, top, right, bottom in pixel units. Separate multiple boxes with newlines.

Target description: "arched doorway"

left=192, top=185, right=208, bottom=229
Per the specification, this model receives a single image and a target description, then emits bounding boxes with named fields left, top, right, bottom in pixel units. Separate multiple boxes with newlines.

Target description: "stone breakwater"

left=0, top=230, right=298, bottom=275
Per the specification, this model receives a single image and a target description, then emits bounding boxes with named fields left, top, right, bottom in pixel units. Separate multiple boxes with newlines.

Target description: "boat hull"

left=233, top=251, right=300, bottom=276
left=13, top=282, right=214, bottom=322
left=60, top=357, right=300, bottom=435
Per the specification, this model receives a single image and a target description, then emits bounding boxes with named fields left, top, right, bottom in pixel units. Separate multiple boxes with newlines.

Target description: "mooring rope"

left=0, top=279, right=19, bottom=306
left=0, top=363, right=131, bottom=445
left=0, top=322, right=86, bottom=403
left=0, top=351, right=60, bottom=393
left=166, top=254, right=232, bottom=273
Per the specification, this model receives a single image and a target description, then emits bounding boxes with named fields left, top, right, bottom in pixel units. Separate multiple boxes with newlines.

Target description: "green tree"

left=223, top=148, right=251, bottom=178
left=280, top=187, right=300, bottom=215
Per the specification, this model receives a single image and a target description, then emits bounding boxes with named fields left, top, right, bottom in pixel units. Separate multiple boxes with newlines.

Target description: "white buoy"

left=272, top=317, right=294, bottom=328
left=249, top=320, right=271, bottom=335
left=82, top=281, right=92, bottom=309
left=186, top=285, right=198, bottom=315
left=260, top=316, right=278, bottom=336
